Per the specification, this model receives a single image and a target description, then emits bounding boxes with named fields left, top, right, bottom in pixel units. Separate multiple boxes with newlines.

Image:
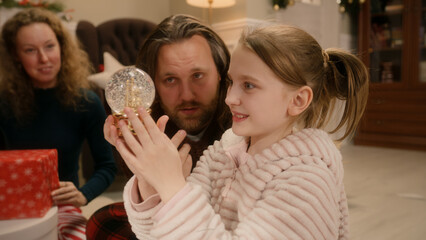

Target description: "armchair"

left=76, top=18, right=156, bottom=71
left=75, top=18, right=156, bottom=182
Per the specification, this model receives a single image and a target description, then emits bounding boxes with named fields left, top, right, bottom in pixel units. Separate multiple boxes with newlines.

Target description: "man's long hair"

left=136, top=14, right=231, bottom=132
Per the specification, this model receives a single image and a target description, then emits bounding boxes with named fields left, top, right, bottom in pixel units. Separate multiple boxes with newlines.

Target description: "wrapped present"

left=0, top=149, right=60, bottom=220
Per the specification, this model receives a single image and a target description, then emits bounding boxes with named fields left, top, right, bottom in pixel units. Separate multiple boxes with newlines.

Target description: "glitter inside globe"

left=105, top=67, right=155, bottom=116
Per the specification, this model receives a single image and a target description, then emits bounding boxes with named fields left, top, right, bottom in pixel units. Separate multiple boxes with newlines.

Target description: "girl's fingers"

left=137, top=107, right=164, bottom=144
left=115, top=138, right=138, bottom=172
left=182, top=155, right=192, bottom=178
left=118, top=119, right=145, bottom=157
left=157, top=115, right=169, bottom=133
left=103, top=115, right=114, bottom=144
left=178, top=143, right=191, bottom=159
left=124, top=107, right=152, bottom=146
left=170, top=130, right=187, bottom=148
left=109, top=124, right=118, bottom=146
left=178, top=143, right=192, bottom=178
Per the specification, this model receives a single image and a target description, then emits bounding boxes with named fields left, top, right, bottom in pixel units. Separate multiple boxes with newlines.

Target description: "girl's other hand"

left=104, top=115, right=119, bottom=146
left=116, top=107, right=186, bottom=203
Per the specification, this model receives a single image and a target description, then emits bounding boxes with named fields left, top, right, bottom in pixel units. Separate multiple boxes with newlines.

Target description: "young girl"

left=108, top=24, right=369, bottom=239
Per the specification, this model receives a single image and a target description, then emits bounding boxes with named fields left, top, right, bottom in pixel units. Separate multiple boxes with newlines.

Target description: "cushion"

left=88, top=52, right=127, bottom=89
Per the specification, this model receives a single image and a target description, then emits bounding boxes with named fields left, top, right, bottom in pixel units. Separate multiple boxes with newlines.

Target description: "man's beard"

left=160, top=96, right=219, bottom=135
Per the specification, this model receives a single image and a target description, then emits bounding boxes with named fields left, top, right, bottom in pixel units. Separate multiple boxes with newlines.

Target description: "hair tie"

left=322, top=50, right=329, bottom=68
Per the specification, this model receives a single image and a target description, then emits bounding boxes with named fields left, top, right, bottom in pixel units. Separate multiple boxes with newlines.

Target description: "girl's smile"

left=225, top=44, right=300, bottom=155
left=231, top=111, right=248, bottom=122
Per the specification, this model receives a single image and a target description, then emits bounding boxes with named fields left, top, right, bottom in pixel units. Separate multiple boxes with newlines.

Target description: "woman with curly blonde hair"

left=0, top=8, right=116, bottom=240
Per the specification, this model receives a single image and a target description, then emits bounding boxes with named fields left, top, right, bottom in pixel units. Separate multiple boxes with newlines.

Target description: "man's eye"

left=165, top=77, right=175, bottom=84
left=193, top=73, right=203, bottom=79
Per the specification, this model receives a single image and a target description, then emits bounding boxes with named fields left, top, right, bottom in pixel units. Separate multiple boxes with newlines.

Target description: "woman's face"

left=15, top=22, right=61, bottom=88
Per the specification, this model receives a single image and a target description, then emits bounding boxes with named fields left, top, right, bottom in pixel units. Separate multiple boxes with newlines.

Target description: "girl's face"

left=225, top=44, right=298, bottom=152
left=15, top=23, right=61, bottom=89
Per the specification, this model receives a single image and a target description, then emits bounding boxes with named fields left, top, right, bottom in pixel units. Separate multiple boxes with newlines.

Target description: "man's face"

left=155, top=35, right=220, bottom=134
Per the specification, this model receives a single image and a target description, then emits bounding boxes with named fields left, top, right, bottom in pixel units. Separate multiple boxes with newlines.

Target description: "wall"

left=170, top=0, right=274, bottom=24
left=170, top=0, right=353, bottom=51
left=274, top=1, right=342, bottom=49
left=170, top=0, right=246, bottom=24
left=273, top=1, right=354, bottom=51
left=62, top=0, right=170, bottom=25
left=61, top=0, right=353, bottom=52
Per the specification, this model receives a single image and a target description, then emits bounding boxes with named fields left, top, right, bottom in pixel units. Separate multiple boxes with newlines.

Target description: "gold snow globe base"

left=113, top=108, right=152, bottom=136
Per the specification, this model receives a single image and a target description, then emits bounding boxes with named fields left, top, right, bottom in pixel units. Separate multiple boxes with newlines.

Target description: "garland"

left=0, top=0, right=64, bottom=13
left=272, top=0, right=365, bottom=16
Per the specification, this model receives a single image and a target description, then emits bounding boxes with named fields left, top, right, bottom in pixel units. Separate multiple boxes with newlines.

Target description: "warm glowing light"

left=186, top=0, right=236, bottom=8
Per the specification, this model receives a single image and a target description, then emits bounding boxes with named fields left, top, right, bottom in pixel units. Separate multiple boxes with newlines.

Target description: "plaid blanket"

left=86, top=202, right=136, bottom=240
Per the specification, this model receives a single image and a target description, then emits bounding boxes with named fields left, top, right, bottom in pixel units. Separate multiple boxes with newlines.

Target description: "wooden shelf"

left=354, top=0, right=426, bottom=151
left=371, top=10, right=403, bottom=17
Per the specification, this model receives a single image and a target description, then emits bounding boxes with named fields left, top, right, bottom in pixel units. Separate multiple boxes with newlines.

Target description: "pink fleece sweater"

left=123, top=128, right=349, bottom=239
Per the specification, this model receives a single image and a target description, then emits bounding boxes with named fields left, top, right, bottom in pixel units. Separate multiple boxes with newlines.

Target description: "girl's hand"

left=116, top=107, right=187, bottom=203
left=104, top=115, right=119, bottom=146
left=104, top=111, right=191, bottom=201
left=51, top=181, right=87, bottom=207
left=136, top=114, right=192, bottom=200
left=180, top=144, right=192, bottom=178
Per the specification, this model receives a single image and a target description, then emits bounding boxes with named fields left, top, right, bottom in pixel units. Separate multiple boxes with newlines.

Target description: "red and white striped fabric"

left=57, top=205, right=87, bottom=240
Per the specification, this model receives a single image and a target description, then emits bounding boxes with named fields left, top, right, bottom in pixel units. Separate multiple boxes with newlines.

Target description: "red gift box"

left=0, top=149, right=60, bottom=220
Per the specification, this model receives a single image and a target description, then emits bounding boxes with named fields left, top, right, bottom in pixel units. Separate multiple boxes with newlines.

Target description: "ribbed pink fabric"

left=124, top=128, right=349, bottom=240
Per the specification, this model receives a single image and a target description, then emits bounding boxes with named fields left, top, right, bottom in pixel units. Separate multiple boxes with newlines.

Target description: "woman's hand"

left=115, top=107, right=187, bottom=203
left=51, top=181, right=87, bottom=207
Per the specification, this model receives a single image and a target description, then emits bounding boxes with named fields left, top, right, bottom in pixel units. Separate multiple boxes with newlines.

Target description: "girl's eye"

left=244, top=82, right=255, bottom=89
left=46, top=44, right=55, bottom=49
left=226, top=78, right=233, bottom=87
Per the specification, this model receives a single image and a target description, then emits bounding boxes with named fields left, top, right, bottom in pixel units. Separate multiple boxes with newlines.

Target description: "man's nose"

left=180, top=83, right=195, bottom=101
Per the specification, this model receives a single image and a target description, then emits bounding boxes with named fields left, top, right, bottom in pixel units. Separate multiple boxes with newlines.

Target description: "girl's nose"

left=225, top=86, right=240, bottom=106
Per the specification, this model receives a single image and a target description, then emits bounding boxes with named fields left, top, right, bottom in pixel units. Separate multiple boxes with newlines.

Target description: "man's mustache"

left=176, top=101, right=201, bottom=109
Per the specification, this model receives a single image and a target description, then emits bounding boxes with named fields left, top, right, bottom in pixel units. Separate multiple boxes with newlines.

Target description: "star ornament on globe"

left=105, top=67, right=155, bottom=134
